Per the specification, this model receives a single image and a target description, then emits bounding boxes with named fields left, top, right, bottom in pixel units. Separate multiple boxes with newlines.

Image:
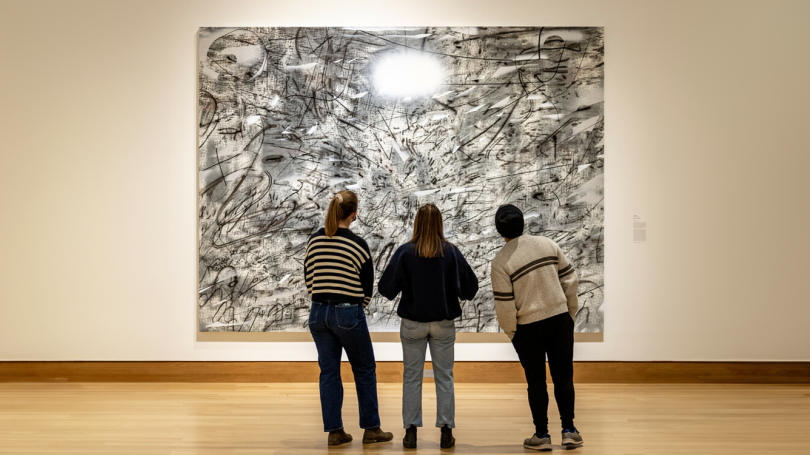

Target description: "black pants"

left=511, top=312, right=575, bottom=435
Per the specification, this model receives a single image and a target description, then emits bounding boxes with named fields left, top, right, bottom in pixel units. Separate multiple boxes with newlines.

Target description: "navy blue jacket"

left=378, top=241, right=479, bottom=322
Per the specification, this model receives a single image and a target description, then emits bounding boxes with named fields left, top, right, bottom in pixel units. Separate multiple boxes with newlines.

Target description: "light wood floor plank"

left=0, top=383, right=808, bottom=454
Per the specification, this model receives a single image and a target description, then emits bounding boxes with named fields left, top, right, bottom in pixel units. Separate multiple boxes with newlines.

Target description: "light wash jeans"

left=400, top=317, right=456, bottom=429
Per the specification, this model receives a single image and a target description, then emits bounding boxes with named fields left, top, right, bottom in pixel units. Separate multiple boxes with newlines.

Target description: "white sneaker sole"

left=523, top=443, right=552, bottom=451
left=562, top=439, right=584, bottom=448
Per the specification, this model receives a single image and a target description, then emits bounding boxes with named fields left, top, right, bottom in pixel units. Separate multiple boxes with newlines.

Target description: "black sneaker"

left=561, top=428, right=583, bottom=448
left=440, top=425, right=455, bottom=449
left=523, top=433, right=552, bottom=451
left=403, top=425, right=417, bottom=449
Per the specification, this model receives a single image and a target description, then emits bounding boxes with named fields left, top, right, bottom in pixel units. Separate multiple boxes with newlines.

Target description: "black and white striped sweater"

left=304, top=227, right=373, bottom=306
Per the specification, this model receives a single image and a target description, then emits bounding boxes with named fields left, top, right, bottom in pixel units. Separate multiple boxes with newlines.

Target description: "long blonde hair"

left=410, top=204, right=448, bottom=258
left=325, top=190, right=358, bottom=237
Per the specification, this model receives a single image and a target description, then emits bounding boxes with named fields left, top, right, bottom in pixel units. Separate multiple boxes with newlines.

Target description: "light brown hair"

left=410, top=203, right=448, bottom=258
left=325, top=190, right=358, bottom=237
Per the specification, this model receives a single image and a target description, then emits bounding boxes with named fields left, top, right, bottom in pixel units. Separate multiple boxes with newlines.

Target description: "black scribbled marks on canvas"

left=197, top=27, right=605, bottom=334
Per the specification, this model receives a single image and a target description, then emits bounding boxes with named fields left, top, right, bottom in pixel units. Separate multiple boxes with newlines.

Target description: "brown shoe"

left=362, top=426, right=394, bottom=444
left=328, top=429, right=353, bottom=446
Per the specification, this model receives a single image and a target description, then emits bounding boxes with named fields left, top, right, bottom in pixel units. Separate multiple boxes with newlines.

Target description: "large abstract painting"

left=198, top=27, right=604, bottom=334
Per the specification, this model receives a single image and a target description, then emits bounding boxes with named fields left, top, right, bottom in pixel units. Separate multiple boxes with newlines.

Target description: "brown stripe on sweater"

left=509, top=256, right=559, bottom=280
left=559, top=265, right=576, bottom=278
left=511, top=259, right=559, bottom=282
left=493, top=291, right=515, bottom=297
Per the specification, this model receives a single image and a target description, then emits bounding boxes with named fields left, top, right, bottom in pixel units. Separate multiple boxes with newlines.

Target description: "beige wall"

left=0, top=0, right=808, bottom=361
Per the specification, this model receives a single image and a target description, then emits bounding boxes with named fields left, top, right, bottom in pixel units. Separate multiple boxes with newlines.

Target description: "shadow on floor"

left=277, top=437, right=581, bottom=454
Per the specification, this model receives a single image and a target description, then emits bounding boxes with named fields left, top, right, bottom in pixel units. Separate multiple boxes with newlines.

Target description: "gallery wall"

left=0, top=0, right=808, bottom=362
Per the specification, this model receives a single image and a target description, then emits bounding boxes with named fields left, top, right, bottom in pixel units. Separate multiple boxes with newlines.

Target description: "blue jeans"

left=309, top=301, right=381, bottom=432
left=400, top=317, right=456, bottom=428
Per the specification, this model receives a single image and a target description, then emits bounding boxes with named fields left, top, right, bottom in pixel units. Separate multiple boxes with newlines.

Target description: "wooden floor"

left=0, top=383, right=808, bottom=454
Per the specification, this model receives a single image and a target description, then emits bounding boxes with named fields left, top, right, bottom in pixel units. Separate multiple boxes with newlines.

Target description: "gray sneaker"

left=561, top=428, right=583, bottom=448
left=523, top=433, right=552, bottom=451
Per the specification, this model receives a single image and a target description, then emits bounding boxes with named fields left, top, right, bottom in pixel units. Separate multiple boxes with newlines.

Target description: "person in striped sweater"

left=490, top=204, right=584, bottom=451
left=304, top=190, right=393, bottom=447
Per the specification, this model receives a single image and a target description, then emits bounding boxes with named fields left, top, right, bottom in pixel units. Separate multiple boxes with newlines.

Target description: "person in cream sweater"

left=490, top=204, right=583, bottom=451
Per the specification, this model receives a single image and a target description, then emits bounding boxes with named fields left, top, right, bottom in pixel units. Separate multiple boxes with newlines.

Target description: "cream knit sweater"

left=490, top=235, right=579, bottom=339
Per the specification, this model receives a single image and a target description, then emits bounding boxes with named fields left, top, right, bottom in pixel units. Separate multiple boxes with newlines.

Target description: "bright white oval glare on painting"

left=373, top=52, right=445, bottom=98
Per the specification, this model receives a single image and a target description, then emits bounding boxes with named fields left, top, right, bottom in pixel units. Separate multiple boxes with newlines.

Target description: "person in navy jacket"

left=378, top=203, right=478, bottom=449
